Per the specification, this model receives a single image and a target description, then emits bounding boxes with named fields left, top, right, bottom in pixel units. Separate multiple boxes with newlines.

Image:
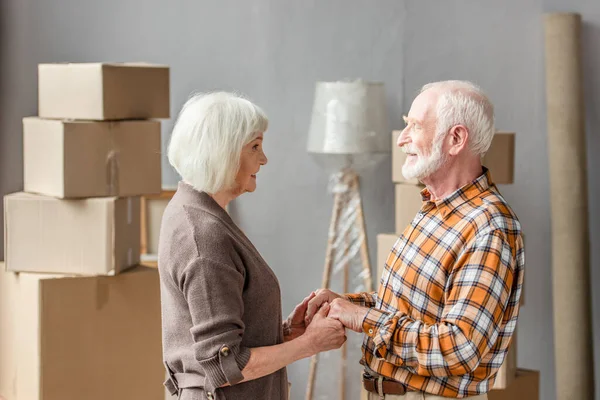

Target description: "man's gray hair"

left=421, top=80, right=495, bottom=156
left=168, top=91, right=268, bottom=194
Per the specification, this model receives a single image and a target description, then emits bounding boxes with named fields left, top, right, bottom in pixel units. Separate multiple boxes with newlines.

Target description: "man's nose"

left=398, top=127, right=410, bottom=147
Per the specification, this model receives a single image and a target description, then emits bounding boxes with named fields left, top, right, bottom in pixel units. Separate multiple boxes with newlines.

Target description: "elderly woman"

left=158, top=92, right=346, bottom=400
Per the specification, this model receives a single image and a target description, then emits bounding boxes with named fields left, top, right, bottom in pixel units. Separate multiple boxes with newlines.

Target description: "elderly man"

left=305, top=80, right=524, bottom=399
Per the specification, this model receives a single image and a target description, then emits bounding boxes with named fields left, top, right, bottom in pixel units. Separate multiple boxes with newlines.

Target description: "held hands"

left=302, top=302, right=347, bottom=355
left=304, top=288, right=369, bottom=333
left=305, top=289, right=342, bottom=325
left=288, top=287, right=371, bottom=356
left=327, top=298, right=369, bottom=333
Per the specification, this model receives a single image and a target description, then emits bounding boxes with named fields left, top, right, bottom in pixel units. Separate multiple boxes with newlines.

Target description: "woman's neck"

left=209, top=189, right=238, bottom=210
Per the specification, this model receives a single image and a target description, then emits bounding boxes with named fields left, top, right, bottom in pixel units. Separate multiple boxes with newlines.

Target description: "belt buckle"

left=363, top=372, right=386, bottom=398
left=376, top=376, right=385, bottom=397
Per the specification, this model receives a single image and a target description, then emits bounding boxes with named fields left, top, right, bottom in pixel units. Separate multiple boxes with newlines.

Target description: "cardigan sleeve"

left=179, top=256, right=251, bottom=390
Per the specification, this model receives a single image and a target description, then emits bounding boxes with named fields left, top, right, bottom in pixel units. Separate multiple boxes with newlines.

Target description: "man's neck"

left=421, top=159, right=483, bottom=201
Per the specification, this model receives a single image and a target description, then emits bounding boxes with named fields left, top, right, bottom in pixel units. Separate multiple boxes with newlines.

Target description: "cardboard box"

left=4, top=193, right=140, bottom=275
left=395, top=183, right=424, bottom=234
left=140, top=190, right=176, bottom=256
left=377, top=233, right=399, bottom=288
left=483, top=132, right=515, bottom=185
left=0, top=264, right=164, bottom=400
left=492, top=337, right=517, bottom=390
left=392, top=130, right=420, bottom=184
left=488, top=369, right=539, bottom=400
left=38, top=62, right=170, bottom=120
left=23, top=117, right=162, bottom=198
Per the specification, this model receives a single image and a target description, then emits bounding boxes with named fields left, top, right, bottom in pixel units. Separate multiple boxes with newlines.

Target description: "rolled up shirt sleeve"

left=345, top=291, right=377, bottom=308
left=179, top=257, right=251, bottom=390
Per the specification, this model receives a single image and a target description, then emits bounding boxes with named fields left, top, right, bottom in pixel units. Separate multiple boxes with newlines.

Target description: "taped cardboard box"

left=140, top=190, right=176, bottom=256
left=395, top=183, right=425, bottom=234
left=376, top=233, right=398, bottom=289
left=392, top=130, right=420, bottom=184
left=0, top=264, right=164, bottom=400
left=38, top=62, right=170, bottom=120
left=488, top=369, right=539, bottom=400
left=4, top=193, right=140, bottom=275
left=491, top=336, right=517, bottom=390
left=23, top=117, right=161, bottom=198
left=483, top=132, right=515, bottom=185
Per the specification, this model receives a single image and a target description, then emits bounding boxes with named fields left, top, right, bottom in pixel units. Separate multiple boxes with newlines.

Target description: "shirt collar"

left=419, top=168, right=494, bottom=218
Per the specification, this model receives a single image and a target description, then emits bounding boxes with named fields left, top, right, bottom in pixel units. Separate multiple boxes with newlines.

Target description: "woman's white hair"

left=168, top=91, right=268, bottom=194
left=421, top=80, right=495, bottom=156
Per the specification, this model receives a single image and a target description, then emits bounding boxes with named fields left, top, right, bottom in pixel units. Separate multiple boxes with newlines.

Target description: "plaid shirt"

left=347, top=169, right=524, bottom=398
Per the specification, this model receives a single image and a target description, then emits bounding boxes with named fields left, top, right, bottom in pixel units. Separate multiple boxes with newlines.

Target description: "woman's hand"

left=238, top=302, right=346, bottom=384
left=283, top=292, right=316, bottom=341
left=305, top=288, right=342, bottom=325
left=301, top=302, right=347, bottom=355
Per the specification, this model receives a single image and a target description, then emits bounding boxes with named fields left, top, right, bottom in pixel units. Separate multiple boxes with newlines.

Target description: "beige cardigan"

left=158, top=182, right=287, bottom=400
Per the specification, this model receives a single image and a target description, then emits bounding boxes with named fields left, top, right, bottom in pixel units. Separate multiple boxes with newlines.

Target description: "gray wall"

left=1, top=1, right=599, bottom=400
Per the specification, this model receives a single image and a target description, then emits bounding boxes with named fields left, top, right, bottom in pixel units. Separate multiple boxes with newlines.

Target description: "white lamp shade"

left=307, top=80, right=389, bottom=155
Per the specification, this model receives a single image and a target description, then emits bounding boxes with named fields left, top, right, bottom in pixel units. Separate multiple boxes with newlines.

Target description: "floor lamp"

left=305, top=80, right=389, bottom=400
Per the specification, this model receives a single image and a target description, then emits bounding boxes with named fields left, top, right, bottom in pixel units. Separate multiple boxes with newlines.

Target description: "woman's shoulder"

left=164, top=199, right=238, bottom=258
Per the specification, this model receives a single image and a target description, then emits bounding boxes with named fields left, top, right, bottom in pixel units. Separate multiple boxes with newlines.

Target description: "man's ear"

left=447, top=125, right=469, bottom=156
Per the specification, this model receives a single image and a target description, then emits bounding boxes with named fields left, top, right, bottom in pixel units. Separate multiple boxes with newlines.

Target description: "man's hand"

left=302, top=302, right=347, bottom=355
left=327, top=298, right=369, bottom=333
left=283, top=292, right=316, bottom=341
left=305, top=289, right=342, bottom=325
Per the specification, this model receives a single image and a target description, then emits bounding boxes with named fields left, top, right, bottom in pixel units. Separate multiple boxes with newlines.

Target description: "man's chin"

left=401, top=167, right=420, bottom=181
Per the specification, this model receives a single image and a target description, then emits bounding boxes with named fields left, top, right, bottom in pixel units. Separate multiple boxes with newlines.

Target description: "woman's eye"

left=253, top=144, right=260, bottom=151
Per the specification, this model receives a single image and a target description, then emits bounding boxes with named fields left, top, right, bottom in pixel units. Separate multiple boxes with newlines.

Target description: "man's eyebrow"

left=403, top=115, right=423, bottom=125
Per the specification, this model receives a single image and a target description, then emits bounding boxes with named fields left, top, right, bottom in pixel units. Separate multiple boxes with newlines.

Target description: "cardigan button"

left=220, top=346, right=230, bottom=357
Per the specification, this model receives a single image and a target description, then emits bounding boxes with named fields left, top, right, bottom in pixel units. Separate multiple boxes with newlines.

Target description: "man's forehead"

left=408, top=90, right=438, bottom=120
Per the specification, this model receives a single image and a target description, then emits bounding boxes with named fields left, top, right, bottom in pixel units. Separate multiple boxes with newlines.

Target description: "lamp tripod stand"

left=305, top=168, right=374, bottom=400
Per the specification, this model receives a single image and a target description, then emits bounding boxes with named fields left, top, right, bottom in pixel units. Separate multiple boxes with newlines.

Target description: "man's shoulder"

left=460, top=189, right=522, bottom=238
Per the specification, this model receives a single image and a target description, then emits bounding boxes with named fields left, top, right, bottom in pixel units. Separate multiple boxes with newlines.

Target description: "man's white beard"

left=402, top=134, right=448, bottom=181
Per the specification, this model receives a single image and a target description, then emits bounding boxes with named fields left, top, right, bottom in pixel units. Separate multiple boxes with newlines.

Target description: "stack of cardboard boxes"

left=1, top=63, right=169, bottom=400
left=365, top=130, right=539, bottom=399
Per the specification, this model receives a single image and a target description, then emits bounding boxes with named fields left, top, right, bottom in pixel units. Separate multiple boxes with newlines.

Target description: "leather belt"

left=362, top=373, right=409, bottom=395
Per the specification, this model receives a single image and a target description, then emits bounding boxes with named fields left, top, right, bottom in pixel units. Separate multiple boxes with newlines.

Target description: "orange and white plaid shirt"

left=347, top=169, right=524, bottom=398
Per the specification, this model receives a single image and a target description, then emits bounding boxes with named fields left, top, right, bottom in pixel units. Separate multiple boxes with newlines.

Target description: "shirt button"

left=368, top=329, right=374, bottom=335
left=207, top=392, right=214, bottom=399
left=220, top=346, right=230, bottom=357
